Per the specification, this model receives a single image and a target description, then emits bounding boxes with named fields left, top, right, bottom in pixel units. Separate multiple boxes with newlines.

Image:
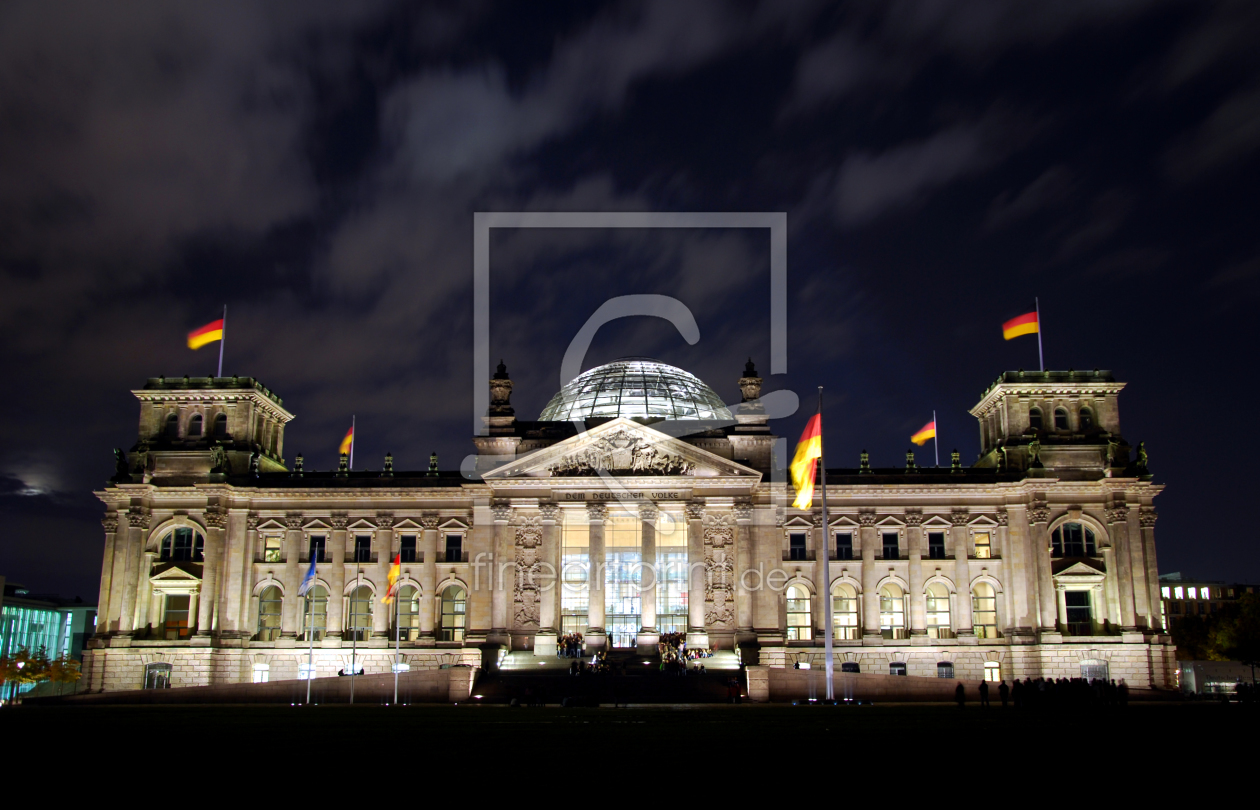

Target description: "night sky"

left=2, top=1, right=1258, bottom=601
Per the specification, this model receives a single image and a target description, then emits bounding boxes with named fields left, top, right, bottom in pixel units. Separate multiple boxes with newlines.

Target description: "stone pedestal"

left=635, top=630, right=660, bottom=656
left=533, top=632, right=558, bottom=657
left=686, top=631, right=710, bottom=650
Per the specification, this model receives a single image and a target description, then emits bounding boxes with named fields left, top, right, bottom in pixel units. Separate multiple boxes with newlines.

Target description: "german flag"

left=383, top=553, right=401, bottom=603
left=911, top=420, right=936, bottom=446
left=790, top=414, right=823, bottom=510
left=187, top=319, right=224, bottom=350
left=1002, top=311, right=1039, bottom=340
left=339, top=424, right=354, bottom=456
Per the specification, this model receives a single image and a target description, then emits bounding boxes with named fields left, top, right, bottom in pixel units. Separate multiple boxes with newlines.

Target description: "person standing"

left=978, top=679, right=990, bottom=708
left=998, top=680, right=1009, bottom=708
left=955, top=682, right=965, bottom=708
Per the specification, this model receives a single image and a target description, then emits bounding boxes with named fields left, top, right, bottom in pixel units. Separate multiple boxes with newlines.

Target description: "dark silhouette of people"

left=998, top=680, right=1009, bottom=708
left=955, top=682, right=965, bottom=708
left=978, top=679, right=990, bottom=707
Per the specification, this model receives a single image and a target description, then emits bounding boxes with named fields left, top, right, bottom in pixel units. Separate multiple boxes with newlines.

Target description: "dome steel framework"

left=539, top=359, right=733, bottom=422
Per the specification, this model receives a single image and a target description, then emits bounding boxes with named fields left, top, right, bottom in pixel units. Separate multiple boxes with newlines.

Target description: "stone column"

left=327, top=514, right=348, bottom=637
left=535, top=503, right=560, bottom=655
left=951, top=510, right=973, bottom=635
left=812, top=512, right=829, bottom=637
left=1057, top=585, right=1069, bottom=629
left=216, top=510, right=248, bottom=637
left=587, top=503, right=607, bottom=641
left=685, top=500, right=705, bottom=635
left=734, top=500, right=754, bottom=632
left=859, top=511, right=879, bottom=637
left=1107, top=504, right=1136, bottom=628
left=995, top=511, right=1015, bottom=632
left=1139, top=508, right=1161, bottom=630
left=98, top=515, right=119, bottom=634
left=906, top=511, right=926, bottom=635
left=1029, top=505, right=1057, bottom=633
left=234, top=513, right=260, bottom=637
left=136, top=551, right=157, bottom=632
left=639, top=503, right=658, bottom=632
left=373, top=513, right=394, bottom=638
left=490, top=502, right=512, bottom=640
left=1127, top=507, right=1152, bottom=629
left=280, top=513, right=303, bottom=638
left=197, top=509, right=227, bottom=636
left=420, top=512, right=439, bottom=638
left=118, top=509, right=149, bottom=633
left=1092, top=583, right=1108, bottom=626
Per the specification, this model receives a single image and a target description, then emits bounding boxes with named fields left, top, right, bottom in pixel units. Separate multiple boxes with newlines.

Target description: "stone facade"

left=85, top=364, right=1173, bottom=692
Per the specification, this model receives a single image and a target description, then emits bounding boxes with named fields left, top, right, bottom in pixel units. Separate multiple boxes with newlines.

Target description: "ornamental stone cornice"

left=995, top=511, right=1009, bottom=527
left=903, top=510, right=923, bottom=527
left=247, top=513, right=260, bottom=531
left=733, top=500, right=752, bottom=523
left=539, top=502, right=559, bottom=522
left=284, top=512, right=304, bottom=530
left=1139, top=508, right=1157, bottom=528
left=203, top=509, right=227, bottom=529
left=127, top=508, right=150, bottom=529
left=330, top=513, right=349, bottom=529
left=102, top=515, right=119, bottom=533
left=1105, top=505, right=1129, bottom=523
left=491, top=501, right=513, bottom=522
left=419, top=511, right=440, bottom=530
left=375, top=512, right=394, bottom=529
left=950, top=510, right=970, bottom=526
left=858, top=510, right=877, bottom=527
left=685, top=501, right=705, bottom=521
left=639, top=503, right=659, bottom=523
left=586, top=503, right=607, bottom=522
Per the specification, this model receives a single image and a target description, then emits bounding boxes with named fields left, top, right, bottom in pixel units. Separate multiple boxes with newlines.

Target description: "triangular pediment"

left=921, top=515, right=953, bottom=529
left=1052, top=559, right=1107, bottom=580
left=484, top=418, right=762, bottom=481
left=150, top=564, right=202, bottom=592
left=255, top=518, right=288, bottom=532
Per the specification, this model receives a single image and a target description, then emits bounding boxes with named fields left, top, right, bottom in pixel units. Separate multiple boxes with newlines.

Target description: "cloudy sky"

left=2, top=0, right=1258, bottom=599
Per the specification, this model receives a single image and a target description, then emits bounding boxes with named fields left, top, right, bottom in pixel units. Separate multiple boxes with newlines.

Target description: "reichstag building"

left=84, top=358, right=1174, bottom=691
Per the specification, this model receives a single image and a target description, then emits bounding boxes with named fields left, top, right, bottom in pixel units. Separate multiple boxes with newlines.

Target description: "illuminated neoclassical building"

left=83, top=359, right=1175, bottom=692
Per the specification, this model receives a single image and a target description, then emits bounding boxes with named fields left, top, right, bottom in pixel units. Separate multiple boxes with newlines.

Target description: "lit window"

left=925, top=583, right=952, bottom=638
left=346, top=585, right=372, bottom=641
left=163, top=594, right=191, bottom=639
left=984, top=662, right=1001, bottom=682
left=396, top=585, right=420, bottom=641
left=144, top=662, right=172, bottom=689
left=252, top=664, right=269, bottom=683
left=786, top=585, right=812, bottom=641
left=440, top=585, right=466, bottom=642
left=263, top=535, right=282, bottom=563
left=1161, top=586, right=1170, bottom=598
left=1065, top=591, right=1093, bottom=635
left=889, top=662, right=907, bottom=676
left=301, top=586, right=328, bottom=641
left=832, top=583, right=859, bottom=640
left=973, top=531, right=991, bottom=559
left=1174, top=586, right=1184, bottom=599
left=1201, top=587, right=1210, bottom=600
left=256, top=586, right=282, bottom=641
left=937, top=662, right=955, bottom=679
left=298, top=663, right=316, bottom=680
left=561, top=510, right=591, bottom=636
left=880, top=584, right=906, bottom=639
left=1188, top=587, right=1197, bottom=600
left=973, top=582, right=998, bottom=638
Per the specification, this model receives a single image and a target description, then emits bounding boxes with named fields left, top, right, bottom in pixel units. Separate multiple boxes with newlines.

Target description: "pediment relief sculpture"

left=546, top=428, right=696, bottom=476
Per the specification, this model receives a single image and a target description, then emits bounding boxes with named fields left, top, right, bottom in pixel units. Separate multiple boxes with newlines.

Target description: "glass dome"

left=539, top=359, right=733, bottom=422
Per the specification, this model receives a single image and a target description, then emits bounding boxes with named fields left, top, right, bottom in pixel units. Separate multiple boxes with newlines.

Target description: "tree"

left=47, top=654, right=83, bottom=695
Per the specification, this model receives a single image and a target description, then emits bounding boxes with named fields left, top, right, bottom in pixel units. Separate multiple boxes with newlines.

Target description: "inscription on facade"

left=555, top=490, right=690, bottom=502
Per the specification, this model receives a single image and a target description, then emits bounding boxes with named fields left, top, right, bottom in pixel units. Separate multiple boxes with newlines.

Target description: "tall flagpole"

left=933, top=409, right=939, bottom=468
left=305, top=588, right=315, bottom=705
left=217, top=305, right=226, bottom=378
left=349, top=414, right=355, bottom=470
left=1035, top=297, right=1044, bottom=372
left=818, top=387, right=834, bottom=702
left=393, top=592, right=401, bottom=705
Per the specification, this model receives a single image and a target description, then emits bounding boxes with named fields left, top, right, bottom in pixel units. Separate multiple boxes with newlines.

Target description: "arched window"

left=213, top=413, right=228, bottom=438
left=832, top=583, right=859, bottom=640
left=164, top=413, right=179, bottom=438
left=346, top=585, right=373, bottom=641
left=301, top=585, right=328, bottom=641
left=396, top=585, right=420, bottom=641
left=925, top=582, right=952, bottom=639
left=188, top=414, right=203, bottom=437
left=257, top=586, right=282, bottom=641
left=937, top=661, right=955, bottom=679
left=1054, top=407, right=1069, bottom=430
left=160, top=527, right=205, bottom=562
left=439, top=585, right=466, bottom=642
left=1028, top=407, right=1043, bottom=430
left=1051, top=523, right=1097, bottom=557
left=879, top=584, right=906, bottom=639
left=786, top=584, right=812, bottom=641
left=1079, top=407, right=1093, bottom=431
left=973, top=582, right=998, bottom=638
left=889, top=662, right=907, bottom=676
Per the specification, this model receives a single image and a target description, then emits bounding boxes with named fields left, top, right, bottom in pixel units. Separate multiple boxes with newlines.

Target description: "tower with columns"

left=83, top=363, right=1174, bottom=692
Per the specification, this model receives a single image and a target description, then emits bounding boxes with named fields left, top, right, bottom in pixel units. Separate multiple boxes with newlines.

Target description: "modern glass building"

left=0, top=576, right=97, bottom=699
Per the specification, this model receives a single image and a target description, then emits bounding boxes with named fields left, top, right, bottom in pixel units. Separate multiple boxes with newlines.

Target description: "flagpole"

left=818, top=387, right=834, bottom=702
left=393, top=590, right=400, bottom=705
left=349, top=415, right=355, bottom=470
left=933, top=409, right=939, bottom=468
left=1035, top=297, right=1044, bottom=372
left=305, top=586, right=315, bottom=705
left=350, top=565, right=360, bottom=704
left=217, top=305, right=226, bottom=378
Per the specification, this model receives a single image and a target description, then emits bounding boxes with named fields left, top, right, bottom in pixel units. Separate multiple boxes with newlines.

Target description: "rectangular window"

left=263, top=535, right=282, bottom=563
left=834, top=532, right=853, bottom=560
left=928, top=532, right=946, bottom=560
left=1174, top=586, right=1184, bottom=599
left=973, top=531, right=991, bottom=559
left=444, top=533, right=463, bottom=562
left=308, top=535, right=326, bottom=563
left=1187, top=587, right=1197, bottom=600
left=561, top=510, right=590, bottom=635
left=163, top=594, right=191, bottom=639
left=252, top=664, right=269, bottom=684
left=1171, top=601, right=1181, bottom=615
left=1161, top=586, right=1170, bottom=598
left=399, top=535, right=417, bottom=563
left=788, top=532, right=808, bottom=561
left=1201, top=587, right=1211, bottom=600
left=882, top=531, right=899, bottom=559
left=1065, top=590, right=1092, bottom=634
left=353, top=534, right=372, bottom=563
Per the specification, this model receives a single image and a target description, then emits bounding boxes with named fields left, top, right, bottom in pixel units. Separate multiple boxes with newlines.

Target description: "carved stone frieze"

left=127, top=508, right=150, bottom=529
left=733, top=499, right=752, bottom=523
left=586, top=502, right=607, bottom=523
left=639, top=503, right=659, bottom=523
left=995, top=511, right=1009, bottom=527
left=419, top=511, right=440, bottom=530
left=247, top=513, right=260, bottom=531
left=284, top=512, right=304, bottom=530
left=491, top=501, right=512, bottom=522
left=513, top=515, right=543, bottom=629
left=950, top=509, right=970, bottom=526
left=685, top=501, right=705, bottom=521
left=1139, top=508, right=1157, bottom=528
left=546, top=428, right=695, bottom=476
left=904, top=510, right=923, bottom=527
left=330, top=513, right=349, bottom=529
left=1106, top=505, right=1130, bottom=523
left=539, top=502, right=559, bottom=522
left=858, top=510, right=877, bottom=527
left=375, top=512, right=394, bottom=530
left=1028, top=506, right=1050, bottom=524
left=102, top=515, right=119, bottom=533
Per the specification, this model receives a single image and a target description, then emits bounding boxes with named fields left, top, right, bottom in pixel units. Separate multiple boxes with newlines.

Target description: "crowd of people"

left=956, top=676, right=1132, bottom=708
left=655, top=631, right=715, bottom=675
left=556, top=633, right=584, bottom=658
